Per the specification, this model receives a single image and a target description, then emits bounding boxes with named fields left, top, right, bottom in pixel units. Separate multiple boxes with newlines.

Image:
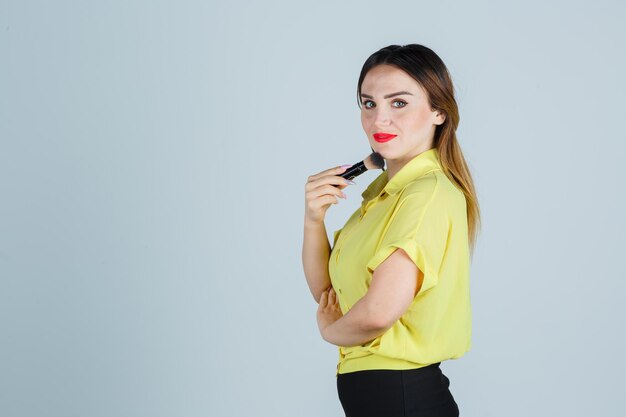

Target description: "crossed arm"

left=319, top=247, right=424, bottom=347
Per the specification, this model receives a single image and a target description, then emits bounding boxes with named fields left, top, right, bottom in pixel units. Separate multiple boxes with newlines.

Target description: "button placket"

left=337, top=191, right=386, bottom=260
left=361, top=191, right=386, bottom=218
left=334, top=212, right=362, bottom=262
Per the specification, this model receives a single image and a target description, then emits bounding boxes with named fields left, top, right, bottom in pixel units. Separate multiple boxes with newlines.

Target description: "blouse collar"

left=361, top=147, right=442, bottom=200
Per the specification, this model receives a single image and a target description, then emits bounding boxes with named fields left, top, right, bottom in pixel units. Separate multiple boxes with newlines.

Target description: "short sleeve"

left=365, top=194, right=450, bottom=294
left=332, top=228, right=343, bottom=248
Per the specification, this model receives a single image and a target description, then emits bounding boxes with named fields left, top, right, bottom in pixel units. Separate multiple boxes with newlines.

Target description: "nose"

left=372, top=107, right=392, bottom=127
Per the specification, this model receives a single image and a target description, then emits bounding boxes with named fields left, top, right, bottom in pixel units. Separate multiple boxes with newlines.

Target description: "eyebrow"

left=360, top=91, right=414, bottom=99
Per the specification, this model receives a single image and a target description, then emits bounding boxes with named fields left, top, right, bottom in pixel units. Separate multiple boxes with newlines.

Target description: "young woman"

left=302, top=44, right=480, bottom=417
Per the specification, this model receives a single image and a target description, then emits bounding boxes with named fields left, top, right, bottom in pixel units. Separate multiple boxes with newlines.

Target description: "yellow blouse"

left=329, top=147, right=472, bottom=375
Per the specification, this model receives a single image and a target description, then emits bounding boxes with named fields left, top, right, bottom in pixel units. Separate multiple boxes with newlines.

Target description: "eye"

left=360, top=99, right=407, bottom=109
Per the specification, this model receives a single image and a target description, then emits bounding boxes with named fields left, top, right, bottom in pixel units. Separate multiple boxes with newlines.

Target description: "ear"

left=434, top=110, right=446, bottom=125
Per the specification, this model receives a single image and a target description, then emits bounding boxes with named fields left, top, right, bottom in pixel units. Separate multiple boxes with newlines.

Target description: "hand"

left=317, top=286, right=343, bottom=341
left=304, top=165, right=353, bottom=225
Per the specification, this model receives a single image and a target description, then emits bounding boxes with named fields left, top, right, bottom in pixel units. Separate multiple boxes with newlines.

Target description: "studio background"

left=1, top=1, right=625, bottom=416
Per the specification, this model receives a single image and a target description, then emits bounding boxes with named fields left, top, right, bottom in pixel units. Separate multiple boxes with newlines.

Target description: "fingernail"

left=340, top=164, right=352, bottom=168
left=345, top=179, right=356, bottom=185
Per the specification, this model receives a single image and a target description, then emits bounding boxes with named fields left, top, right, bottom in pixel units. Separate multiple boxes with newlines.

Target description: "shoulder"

left=401, top=169, right=465, bottom=211
left=402, top=170, right=438, bottom=198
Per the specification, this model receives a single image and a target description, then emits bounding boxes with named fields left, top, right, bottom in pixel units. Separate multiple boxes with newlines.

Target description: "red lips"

left=373, top=133, right=397, bottom=143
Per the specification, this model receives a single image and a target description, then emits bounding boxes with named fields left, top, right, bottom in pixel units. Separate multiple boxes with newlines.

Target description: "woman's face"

left=360, top=64, right=445, bottom=163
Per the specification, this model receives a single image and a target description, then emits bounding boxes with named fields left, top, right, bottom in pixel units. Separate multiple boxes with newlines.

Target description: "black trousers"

left=336, top=362, right=460, bottom=417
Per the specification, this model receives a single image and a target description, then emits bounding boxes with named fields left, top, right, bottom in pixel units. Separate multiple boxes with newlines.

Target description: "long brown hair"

left=358, top=44, right=481, bottom=256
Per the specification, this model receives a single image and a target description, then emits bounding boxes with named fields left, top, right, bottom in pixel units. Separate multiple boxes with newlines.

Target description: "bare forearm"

left=323, top=296, right=388, bottom=347
left=302, top=218, right=332, bottom=303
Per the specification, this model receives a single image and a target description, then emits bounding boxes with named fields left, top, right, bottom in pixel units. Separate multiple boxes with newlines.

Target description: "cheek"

left=361, top=113, right=374, bottom=132
left=402, top=107, right=432, bottom=130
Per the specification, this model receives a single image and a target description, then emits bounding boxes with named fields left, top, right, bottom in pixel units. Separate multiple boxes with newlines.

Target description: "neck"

left=385, top=160, right=406, bottom=182
left=385, top=145, right=434, bottom=181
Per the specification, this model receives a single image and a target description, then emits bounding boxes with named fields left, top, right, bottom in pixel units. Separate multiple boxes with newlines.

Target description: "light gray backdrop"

left=1, top=1, right=625, bottom=416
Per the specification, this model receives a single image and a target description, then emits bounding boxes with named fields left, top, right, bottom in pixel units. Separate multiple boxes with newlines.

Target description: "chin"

left=373, top=148, right=397, bottom=160
left=371, top=145, right=389, bottom=157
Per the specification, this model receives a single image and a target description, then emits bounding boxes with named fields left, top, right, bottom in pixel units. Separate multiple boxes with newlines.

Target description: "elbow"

left=362, top=302, right=393, bottom=332
left=366, top=316, right=392, bottom=332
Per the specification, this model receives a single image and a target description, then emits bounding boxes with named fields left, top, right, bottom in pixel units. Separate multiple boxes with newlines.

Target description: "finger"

left=306, top=172, right=351, bottom=193
left=319, top=290, right=327, bottom=306
left=328, top=288, right=336, bottom=304
left=307, top=183, right=348, bottom=203
left=307, top=195, right=340, bottom=213
left=306, top=175, right=352, bottom=195
left=308, top=165, right=351, bottom=183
